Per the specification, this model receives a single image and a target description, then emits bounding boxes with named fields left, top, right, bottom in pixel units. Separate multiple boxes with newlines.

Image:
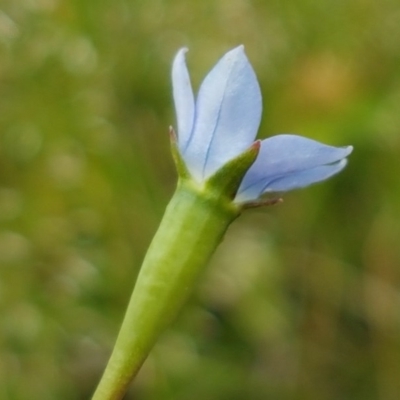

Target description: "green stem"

left=92, top=181, right=239, bottom=400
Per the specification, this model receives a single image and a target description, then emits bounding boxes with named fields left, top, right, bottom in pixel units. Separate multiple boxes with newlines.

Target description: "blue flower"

left=172, top=45, right=353, bottom=203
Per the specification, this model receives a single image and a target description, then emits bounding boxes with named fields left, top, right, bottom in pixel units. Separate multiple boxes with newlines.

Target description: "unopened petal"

left=183, top=45, right=262, bottom=181
left=237, top=135, right=353, bottom=201
left=172, top=48, right=195, bottom=150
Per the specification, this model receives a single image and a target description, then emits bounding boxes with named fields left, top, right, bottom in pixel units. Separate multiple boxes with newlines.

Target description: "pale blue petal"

left=236, top=135, right=353, bottom=201
left=183, top=45, right=262, bottom=181
left=263, top=159, right=348, bottom=192
left=172, top=48, right=195, bottom=150
left=237, top=159, right=348, bottom=202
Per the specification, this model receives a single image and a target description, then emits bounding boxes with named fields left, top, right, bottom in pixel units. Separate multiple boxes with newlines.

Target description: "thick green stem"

left=92, top=181, right=239, bottom=400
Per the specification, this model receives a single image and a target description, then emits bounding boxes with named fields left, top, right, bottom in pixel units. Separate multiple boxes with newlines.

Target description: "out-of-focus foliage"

left=1, top=0, right=400, bottom=399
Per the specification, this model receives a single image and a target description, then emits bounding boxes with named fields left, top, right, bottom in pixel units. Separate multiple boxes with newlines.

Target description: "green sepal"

left=240, top=196, right=283, bottom=209
left=169, top=126, right=191, bottom=180
left=205, top=140, right=261, bottom=202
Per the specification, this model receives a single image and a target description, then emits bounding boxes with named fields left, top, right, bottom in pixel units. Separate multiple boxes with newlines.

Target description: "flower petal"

left=237, top=135, right=353, bottom=201
left=172, top=48, right=195, bottom=150
left=263, top=159, right=348, bottom=192
left=183, top=45, right=262, bottom=181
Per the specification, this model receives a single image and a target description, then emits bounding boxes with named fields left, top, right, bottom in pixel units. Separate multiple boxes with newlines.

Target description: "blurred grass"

left=1, top=0, right=400, bottom=399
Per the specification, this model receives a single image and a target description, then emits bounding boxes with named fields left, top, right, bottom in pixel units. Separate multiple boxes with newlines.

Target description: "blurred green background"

left=1, top=0, right=400, bottom=399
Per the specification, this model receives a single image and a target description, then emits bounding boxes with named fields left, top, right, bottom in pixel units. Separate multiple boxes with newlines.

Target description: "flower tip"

left=174, top=47, right=189, bottom=61
left=338, top=158, right=348, bottom=169
left=346, top=145, right=354, bottom=156
left=251, top=139, right=261, bottom=151
left=169, top=126, right=177, bottom=141
left=228, top=44, right=246, bottom=57
left=173, top=48, right=189, bottom=65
